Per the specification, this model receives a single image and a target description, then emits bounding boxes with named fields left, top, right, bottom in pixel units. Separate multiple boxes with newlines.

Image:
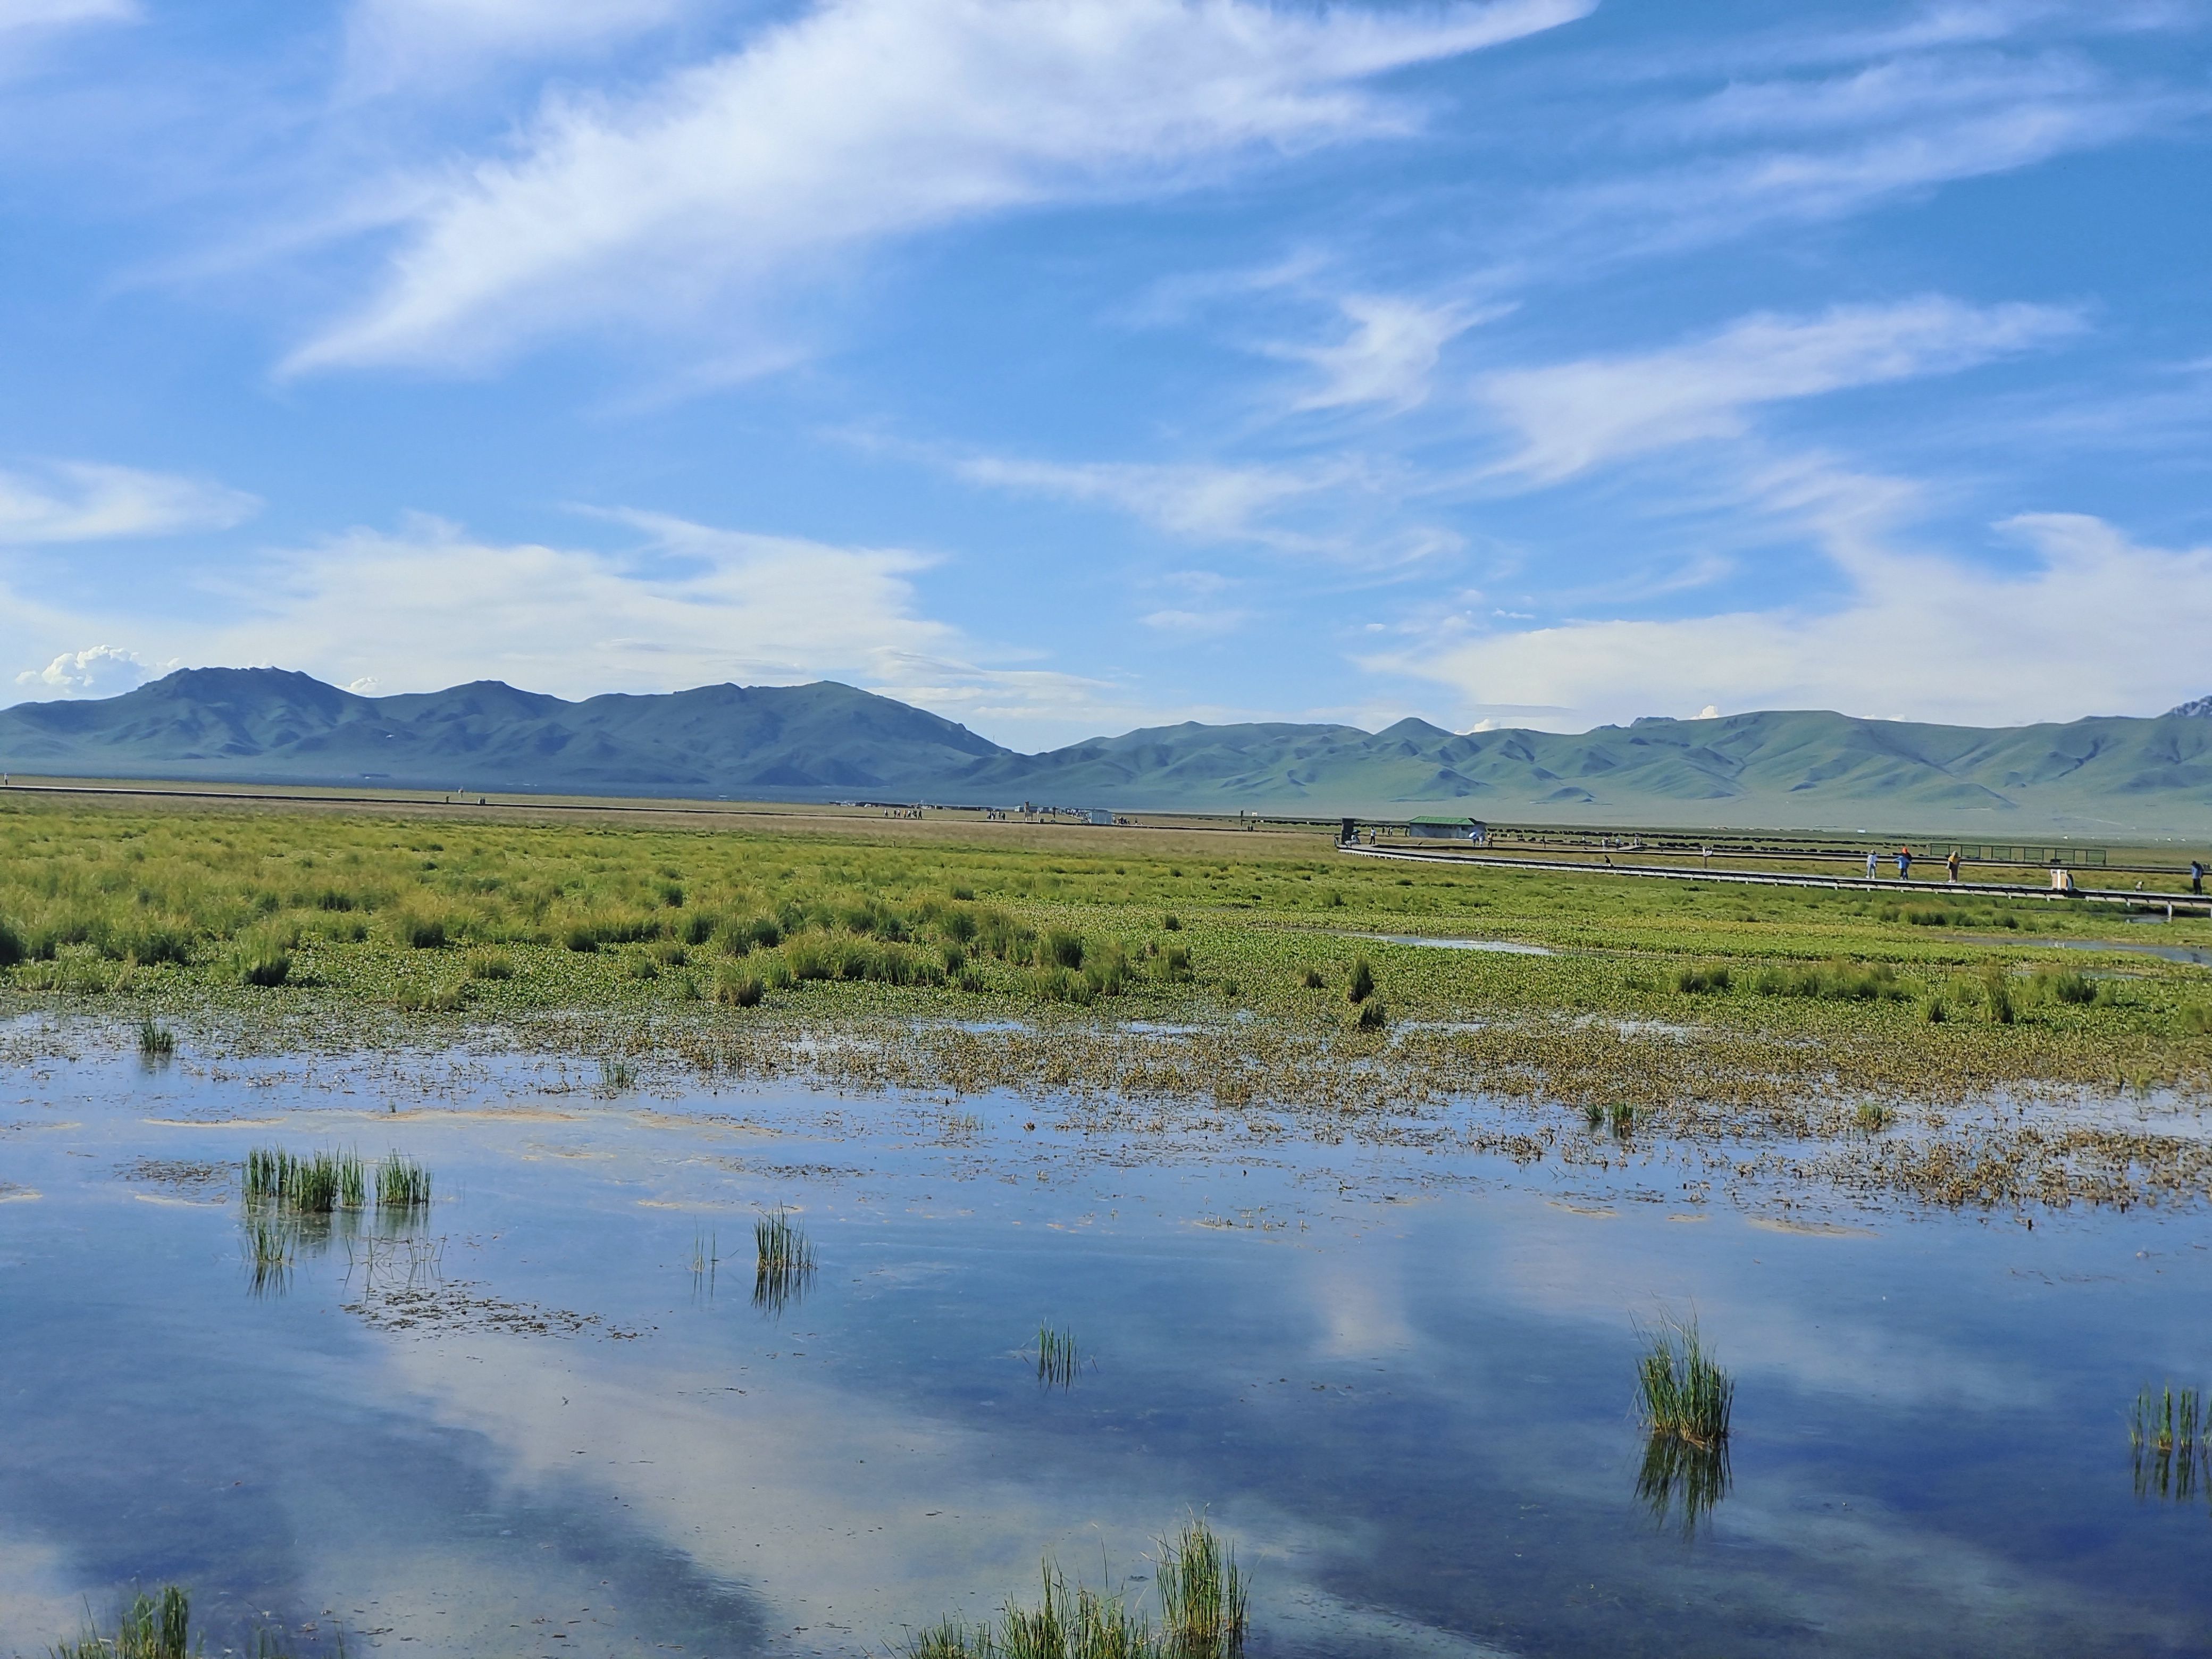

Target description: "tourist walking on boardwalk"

left=1865, top=850, right=1879, bottom=880
left=1947, top=848, right=1962, bottom=883
left=1897, top=847, right=1913, bottom=879
left=2193, top=859, right=2205, bottom=896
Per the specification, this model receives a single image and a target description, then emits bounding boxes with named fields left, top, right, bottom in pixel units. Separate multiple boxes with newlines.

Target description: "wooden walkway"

left=1333, top=843, right=2212, bottom=918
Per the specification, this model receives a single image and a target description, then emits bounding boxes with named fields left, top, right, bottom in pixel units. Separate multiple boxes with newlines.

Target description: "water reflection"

left=1636, top=1434, right=1732, bottom=1536
left=2130, top=1385, right=2210, bottom=1505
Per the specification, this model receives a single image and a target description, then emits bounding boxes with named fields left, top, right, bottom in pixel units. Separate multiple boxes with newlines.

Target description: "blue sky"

left=1, top=0, right=2208, bottom=749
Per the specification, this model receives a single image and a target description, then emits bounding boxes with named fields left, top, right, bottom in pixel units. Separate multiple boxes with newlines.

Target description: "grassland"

left=4, top=792, right=2211, bottom=1209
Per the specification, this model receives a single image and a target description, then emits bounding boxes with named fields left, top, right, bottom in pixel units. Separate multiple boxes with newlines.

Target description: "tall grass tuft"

left=1636, top=1315, right=1733, bottom=1447
left=1346, top=957, right=1375, bottom=1004
left=375, top=1153, right=432, bottom=1210
left=898, top=1520, right=1246, bottom=1659
left=1036, top=1323, right=1081, bottom=1388
left=753, top=1205, right=815, bottom=1314
left=2131, top=1383, right=2209, bottom=1500
left=244, top=1146, right=366, bottom=1213
left=1157, top=1516, right=1247, bottom=1658
left=55, top=1585, right=198, bottom=1659
left=137, top=1017, right=175, bottom=1057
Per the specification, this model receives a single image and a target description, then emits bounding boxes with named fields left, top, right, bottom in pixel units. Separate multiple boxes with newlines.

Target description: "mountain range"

left=3, top=667, right=2210, bottom=836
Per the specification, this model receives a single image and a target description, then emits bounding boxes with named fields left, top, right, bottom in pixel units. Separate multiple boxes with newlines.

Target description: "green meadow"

left=3, top=793, right=2209, bottom=1208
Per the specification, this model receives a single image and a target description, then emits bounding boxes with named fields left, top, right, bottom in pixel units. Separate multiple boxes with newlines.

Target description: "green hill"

left=2, top=668, right=2209, bottom=836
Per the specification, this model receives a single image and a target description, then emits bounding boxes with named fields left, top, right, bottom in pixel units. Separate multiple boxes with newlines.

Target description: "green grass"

left=2, top=797, right=2209, bottom=1205
left=1036, top=1323, right=1081, bottom=1388
left=2130, top=1383, right=2209, bottom=1501
left=374, top=1153, right=432, bottom=1210
left=1636, top=1316, right=1733, bottom=1447
left=753, top=1205, right=815, bottom=1313
left=244, top=1146, right=367, bottom=1213
left=137, top=1015, right=174, bottom=1056
left=55, top=1586, right=196, bottom=1659
left=900, top=1518, right=1244, bottom=1659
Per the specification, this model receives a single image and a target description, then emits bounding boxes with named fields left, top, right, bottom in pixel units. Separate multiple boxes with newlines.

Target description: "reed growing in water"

left=374, top=1153, right=433, bottom=1210
left=1035, top=1324, right=1081, bottom=1388
left=2130, top=1383, right=2209, bottom=1501
left=54, top=1585, right=195, bottom=1659
left=244, top=1147, right=367, bottom=1214
left=753, top=1206, right=815, bottom=1314
left=1636, top=1316, right=1733, bottom=1447
left=900, top=1518, right=1245, bottom=1659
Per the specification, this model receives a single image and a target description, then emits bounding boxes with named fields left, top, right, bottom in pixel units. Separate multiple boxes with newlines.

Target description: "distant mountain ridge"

left=3, top=668, right=2210, bottom=836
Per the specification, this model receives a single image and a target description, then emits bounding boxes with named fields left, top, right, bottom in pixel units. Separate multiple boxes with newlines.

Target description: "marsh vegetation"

left=753, top=1205, right=814, bottom=1314
left=904, top=1517, right=1245, bottom=1659
left=5, top=796, right=2212, bottom=1210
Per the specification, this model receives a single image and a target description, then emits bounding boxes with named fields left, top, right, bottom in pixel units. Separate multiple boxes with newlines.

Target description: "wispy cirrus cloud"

left=286, top=0, right=1592, bottom=373
left=0, top=460, right=259, bottom=543
left=1477, top=296, right=2085, bottom=483
left=342, top=0, right=690, bottom=94
left=1281, top=294, right=1492, bottom=414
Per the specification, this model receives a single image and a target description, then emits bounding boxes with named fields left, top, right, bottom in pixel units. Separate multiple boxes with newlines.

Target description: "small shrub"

left=1355, top=999, right=1387, bottom=1030
left=1162, top=913, right=1183, bottom=932
left=2182, top=1004, right=2212, bottom=1036
left=1046, top=928, right=1086, bottom=970
left=950, top=884, right=975, bottom=902
left=466, top=948, right=514, bottom=980
left=1347, top=957, right=1376, bottom=1003
left=395, top=912, right=447, bottom=950
left=236, top=946, right=291, bottom=988
left=1300, top=966, right=1325, bottom=989
left=2032, top=966, right=2096, bottom=1006
left=1981, top=963, right=2016, bottom=1025
left=1673, top=963, right=1732, bottom=994
left=1856, top=1101, right=1894, bottom=1133
left=716, top=966, right=765, bottom=1008
left=563, top=925, right=600, bottom=953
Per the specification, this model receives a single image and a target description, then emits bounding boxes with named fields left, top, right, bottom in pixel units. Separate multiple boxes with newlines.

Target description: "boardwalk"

left=1333, top=843, right=2212, bottom=918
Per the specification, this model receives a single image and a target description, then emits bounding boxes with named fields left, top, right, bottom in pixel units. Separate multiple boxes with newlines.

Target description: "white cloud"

left=13, top=643, right=170, bottom=698
left=1372, top=507, right=2212, bottom=729
left=1286, top=294, right=1488, bottom=413
left=189, top=511, right=958, bottom=700
left=1477, top=297, right=2083, bottom=482
left=1551, top=30, right=2185, bottom=267
left=0, top=0, right=133, bottom=33
left=287, top=0, right=1592, bottom=372
left=1141, top=607, right=1250, bottom=638
left=0, top=461, right=259, bottom=543
left=343, top=0, right=685, bottom=94
left=956, top=453, right=1354, bottom=547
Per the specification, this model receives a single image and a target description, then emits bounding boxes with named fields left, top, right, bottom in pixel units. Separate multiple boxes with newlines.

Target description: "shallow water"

left=6, top=1041, right=2212, bottom=1658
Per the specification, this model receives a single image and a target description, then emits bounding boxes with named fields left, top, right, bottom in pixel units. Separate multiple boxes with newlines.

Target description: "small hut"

left=1406, top=815, right=1486, bottom=843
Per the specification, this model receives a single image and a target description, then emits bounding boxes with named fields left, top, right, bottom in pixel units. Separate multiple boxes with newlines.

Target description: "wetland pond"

left=5, top=1032, right=2212, bottom=1657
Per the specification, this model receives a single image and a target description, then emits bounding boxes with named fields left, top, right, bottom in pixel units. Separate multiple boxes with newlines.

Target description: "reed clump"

left=901, top=1518, right=1244, bottom=1659
left=1636, top=1316, right=1733, bottom=1447
left=55, top=1585, right=197, bottom=1659
left=137, top=1016, right=175, bottom=1057
left=753, top=1205, right=815, bottom=1313
left=375, top=1153, right=432, bottom=1210
left=2130, top=1383, right=2209, bottom=1500
left=244, top=1146, right=367, bottom=1213
left=1036, top=1323, right=1081, bottom=1388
